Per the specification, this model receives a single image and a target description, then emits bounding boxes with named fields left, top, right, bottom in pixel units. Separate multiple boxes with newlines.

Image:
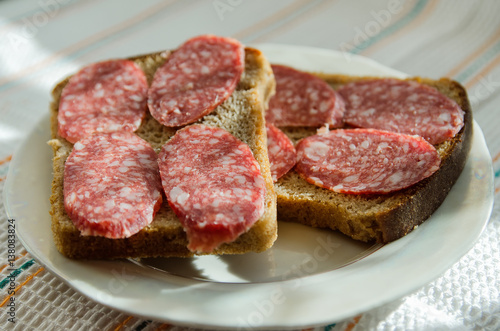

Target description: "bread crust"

left=49, top=48, right=278, bottom=259
left=275, top=75, right=473, bottom=243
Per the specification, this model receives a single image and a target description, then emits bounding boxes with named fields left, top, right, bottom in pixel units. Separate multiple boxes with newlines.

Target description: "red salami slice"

left=58, top=59, right=148, bottom=143
left=148, top=35, right=245, bottom=127
left=266, top=123, right=297, bottom=182
left=266, top=64, right=345, bottom=127
left=295, top=129, right=441, bottom=194
left=64, top=132, right=163, bottom=238
left=338, top=78, right=464, bottom=145
left=158, top=124, right=266, bottom=253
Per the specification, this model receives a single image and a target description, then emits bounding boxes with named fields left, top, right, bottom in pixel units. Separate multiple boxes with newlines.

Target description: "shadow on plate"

left=130, top=222, right=383, bottom=284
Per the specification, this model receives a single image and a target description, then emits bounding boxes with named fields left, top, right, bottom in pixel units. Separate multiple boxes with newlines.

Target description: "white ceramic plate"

left=3, top=44, right=494, bottom=330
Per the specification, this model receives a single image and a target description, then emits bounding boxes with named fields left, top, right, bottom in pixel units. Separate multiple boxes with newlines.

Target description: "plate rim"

left=3, top=45, right=495, bottom=330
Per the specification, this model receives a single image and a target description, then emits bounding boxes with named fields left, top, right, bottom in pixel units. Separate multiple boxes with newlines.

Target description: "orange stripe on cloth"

left=154, top=323, right=173, bottom=331
left=111, top=316, right=133, bottom=331
left=361, top=0, right=437, bottom=57
left=233, top=0, right=319, bottom=41
left=0, top=155, right=12, bottom=166
left=493, top=152, right=500, bottom=163
left=0, top=0, right=180, bottom=89
left=0, top=267, right=44, bottom=307
left=446, top=25, right=500, bottom=79
left=239, top=0, right=340, bottom=43
left=345, top=315, right=362, bottom=331
left=464, top=53, right=500, bottom=89
left=0, top=251, right=28, bottom=273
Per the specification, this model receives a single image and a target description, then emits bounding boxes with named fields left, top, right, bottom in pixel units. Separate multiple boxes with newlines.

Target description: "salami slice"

left=338, top=78, right=465, bottom=145
left=266, top=64, right=345, bottom=127
left=158, top=124, right=266, bottom=253
left=295, top=129, right=441, bottom=194
left=266, top=123, right=297, bottom=182
left=63, top=132, right=162, bottom=238
left=58, top=59, right=148, bottom=143
left=148, top=35, right=245, bottom=127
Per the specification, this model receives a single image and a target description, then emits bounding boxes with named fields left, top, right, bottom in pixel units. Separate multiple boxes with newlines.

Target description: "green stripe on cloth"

left=349, top=0, right=428, bottom=54
left=455, top=39, right=500, bottom=83
left=0, top=259, right=36, bottom=289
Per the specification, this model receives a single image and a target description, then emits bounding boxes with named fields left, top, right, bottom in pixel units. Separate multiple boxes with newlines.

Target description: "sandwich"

left=265, top=65, right=472, bottom=243
left=49, top=35, right=278, bottom=259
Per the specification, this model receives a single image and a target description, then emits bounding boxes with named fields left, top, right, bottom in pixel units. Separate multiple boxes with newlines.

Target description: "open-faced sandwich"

left=49, top=35, right=277, bottom=259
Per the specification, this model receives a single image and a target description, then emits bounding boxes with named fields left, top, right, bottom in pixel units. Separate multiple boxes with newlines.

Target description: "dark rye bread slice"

left=275, top=75, right=473, bottom=243
left=48, top=47, right=277, bottom=259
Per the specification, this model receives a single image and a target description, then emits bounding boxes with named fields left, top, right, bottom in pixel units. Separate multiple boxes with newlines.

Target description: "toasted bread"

left=48, top=47, right=277, bottom=259
left=274, top=75, right=473, bottom=243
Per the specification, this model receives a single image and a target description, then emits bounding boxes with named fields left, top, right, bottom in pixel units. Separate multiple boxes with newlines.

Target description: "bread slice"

left=274, top=74, right=473, bottom=243
left=48, top=47, right=277, bottom=259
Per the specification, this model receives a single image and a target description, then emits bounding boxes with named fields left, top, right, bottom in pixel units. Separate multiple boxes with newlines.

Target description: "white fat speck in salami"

left=63, top=132, right=162, bottom=238
left=295, top=129, right=441, bottom=194
left=148, top=35, right=244, bottom=127
left=266, top=123, right=296, bottom=182
left=266, top=64, right=345, bottom=127
left=58, top=59, right=148, bottom=143
left=158, top=124, right=265, bottom=253
left=338, top=78, right=464, bottom=145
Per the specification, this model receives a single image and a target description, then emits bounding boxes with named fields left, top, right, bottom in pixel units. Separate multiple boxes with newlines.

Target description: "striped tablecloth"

left=1, top=0, right=499, bottom=330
